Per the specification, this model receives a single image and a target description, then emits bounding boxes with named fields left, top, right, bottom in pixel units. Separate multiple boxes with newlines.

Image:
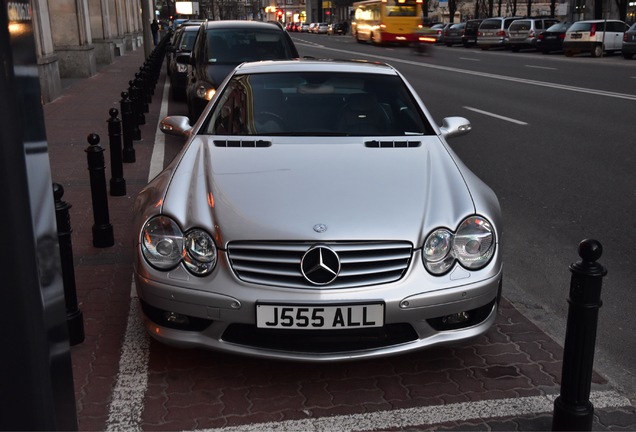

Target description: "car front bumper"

left=134, top=249, right=503, bottom=362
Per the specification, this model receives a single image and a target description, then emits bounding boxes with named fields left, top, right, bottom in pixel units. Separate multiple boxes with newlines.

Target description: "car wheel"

left=480, top=46, right=490, bottom=50
left=541, top=49, right=550, bottom=54
left=564, top=49, right=574, bottom=57
left=591, top=44, right=603, bottom=57
left=623, top=52, right=634, bottom=59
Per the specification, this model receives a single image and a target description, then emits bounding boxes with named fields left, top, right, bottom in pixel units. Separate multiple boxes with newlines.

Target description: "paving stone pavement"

left=41, top=44, right=636, bottom=431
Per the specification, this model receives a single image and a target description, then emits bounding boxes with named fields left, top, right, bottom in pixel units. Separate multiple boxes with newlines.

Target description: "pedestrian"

left=151, top=19, right=159, bottom=46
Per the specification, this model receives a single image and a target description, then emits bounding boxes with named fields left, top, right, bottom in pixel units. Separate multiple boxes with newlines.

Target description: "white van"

left=563, top=19, right=629, bottom=57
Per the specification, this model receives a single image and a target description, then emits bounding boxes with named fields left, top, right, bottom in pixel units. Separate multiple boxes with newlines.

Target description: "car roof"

left=233, top=58, right=400, bottom=76
left=202, top=20, right=287, bottom=30
left=572, top=19, right=624, bottom=23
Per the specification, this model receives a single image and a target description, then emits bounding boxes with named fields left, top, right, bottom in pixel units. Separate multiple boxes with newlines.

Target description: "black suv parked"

left=185, top=20, right=299, bottom=122
left=462, top=19, right=483, bottom=47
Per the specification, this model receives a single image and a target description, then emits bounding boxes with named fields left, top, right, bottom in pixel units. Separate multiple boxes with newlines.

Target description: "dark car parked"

left=622, top=22, right=636, bottom=59
left=444, top=22, right=466, bottom=46
left=462, top=19, right=483, bottom=47
left=185, top=20, right=299, bottom=123
left=536, top=22, right=573, bottom=54
left=167, top=24, right=200, bottom=100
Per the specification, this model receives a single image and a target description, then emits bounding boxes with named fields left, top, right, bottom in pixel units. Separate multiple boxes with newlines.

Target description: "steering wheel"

left=256, top=111, right=287, bottom=132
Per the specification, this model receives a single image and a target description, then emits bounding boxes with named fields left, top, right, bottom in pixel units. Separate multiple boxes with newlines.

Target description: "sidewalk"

left=41, top=45, right=636, bottom=431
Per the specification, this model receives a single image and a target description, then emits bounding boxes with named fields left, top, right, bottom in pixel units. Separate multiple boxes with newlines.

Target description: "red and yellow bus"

left=352, top=0, right=423, bottom=45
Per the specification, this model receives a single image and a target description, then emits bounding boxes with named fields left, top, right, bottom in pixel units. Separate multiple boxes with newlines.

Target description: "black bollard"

left=128, top=79, right=144, bottom=140
left=552, top=239, right=607, bottom=431
left=85, top=133, right=114, bottom=248
left=119, top=92, right=136, bottom=163
left=53, top=183, right=85, bottom=346
left=107, top=108, right=126, bottom=196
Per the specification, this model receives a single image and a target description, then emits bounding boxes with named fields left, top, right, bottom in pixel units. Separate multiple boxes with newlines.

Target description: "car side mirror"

left=176, top=54, right=191, bottom=64
left=439, top=116, right=471, bottom=139
left=160, top=116, right=192, bottom=139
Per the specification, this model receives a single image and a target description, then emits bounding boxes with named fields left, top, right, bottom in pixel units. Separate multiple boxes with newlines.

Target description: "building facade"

left=32, top=0, right=145, bottom=104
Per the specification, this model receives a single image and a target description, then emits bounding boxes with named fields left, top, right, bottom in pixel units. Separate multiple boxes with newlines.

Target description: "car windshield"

left=569, top=22, right=593, bottom=32
left=200, top=71, right=433, bottom=137
left=180, top=31, right=198, bottom=50
left=546, top=22, right=570, bottom=32
left=206, top=29, right=294, bottom=64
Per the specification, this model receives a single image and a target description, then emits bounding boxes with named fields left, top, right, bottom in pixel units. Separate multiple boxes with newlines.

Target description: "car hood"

left=206, top=64, right=238, bottom=87
left=161, top=136, right=477, bottom=247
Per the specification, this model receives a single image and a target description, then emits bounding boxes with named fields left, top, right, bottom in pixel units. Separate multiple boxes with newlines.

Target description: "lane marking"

left=525, top=64, right=557, bottom=70
left=460, top=57, right=481, bottom=61
left=295, top=42, right=636, bottom=101
left=463, top=106, right=529, bottom=125
left=195, top=390, right=631, bottom=432
left=105, top=77, right=170, bottom=432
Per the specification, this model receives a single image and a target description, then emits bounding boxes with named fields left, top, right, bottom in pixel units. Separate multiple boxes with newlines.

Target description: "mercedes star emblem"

left=301, top=245, right=341, bottom=285
left=313, top=223, right=328, bottom=233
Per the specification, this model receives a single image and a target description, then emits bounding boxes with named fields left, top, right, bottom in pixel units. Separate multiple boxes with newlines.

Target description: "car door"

left=607, top=21, right=628, bottom=50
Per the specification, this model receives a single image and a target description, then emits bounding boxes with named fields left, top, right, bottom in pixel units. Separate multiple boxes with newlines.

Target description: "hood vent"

left=214, top=140, right=271, bottom=148
left=365, top=140, right=421, bottom=148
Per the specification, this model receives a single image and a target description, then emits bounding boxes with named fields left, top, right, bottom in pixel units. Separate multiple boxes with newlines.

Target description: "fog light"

left=163, top=311, right=189, bottom=325
left=442, top=311, right=470, bottom=325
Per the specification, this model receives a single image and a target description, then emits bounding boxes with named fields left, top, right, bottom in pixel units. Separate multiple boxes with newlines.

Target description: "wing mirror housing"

left=160, top=116, right=192, bottom=139
left=439, top=117, right=472, bottom=139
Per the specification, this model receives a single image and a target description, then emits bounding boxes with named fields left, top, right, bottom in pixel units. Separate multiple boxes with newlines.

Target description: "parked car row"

left=435, top=17, right=634, bottom=59
left=286, top=21, right=349, bottom=35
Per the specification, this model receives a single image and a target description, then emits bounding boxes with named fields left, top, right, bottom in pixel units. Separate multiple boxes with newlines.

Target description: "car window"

left=480, top=19, right=501, bottom=30
left=205, top=28, right=295, bottom=64
left=180, top=31, right=198, bottom=50
left=201, top=72, right=433, bottom=137
left=547, top=22, right=570, bottom=32
left=569, top=22, right=592, bottom=32
left=511, top=20, right=531, bottom=31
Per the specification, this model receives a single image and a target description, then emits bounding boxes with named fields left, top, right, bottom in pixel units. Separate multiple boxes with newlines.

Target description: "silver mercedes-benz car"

left=133, top=59, right=503, bottom=362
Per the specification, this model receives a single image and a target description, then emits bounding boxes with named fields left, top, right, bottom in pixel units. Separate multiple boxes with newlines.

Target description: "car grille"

left=227, top=241, right=413, bottom=289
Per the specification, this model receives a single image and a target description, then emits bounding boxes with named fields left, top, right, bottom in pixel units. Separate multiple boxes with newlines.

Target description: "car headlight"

left=141, top=216, right=184, bottom=270
left=422, top=216, right=496, bottom=275
left=183, top=229, right=217, bottom=275
left=196, top=83, right=216, bottom=100
left=141, top=216, right=217, bottom=276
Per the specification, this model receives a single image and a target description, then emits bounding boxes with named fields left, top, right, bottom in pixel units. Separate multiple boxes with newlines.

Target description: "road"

left=270, top=33, right=636, bottom=397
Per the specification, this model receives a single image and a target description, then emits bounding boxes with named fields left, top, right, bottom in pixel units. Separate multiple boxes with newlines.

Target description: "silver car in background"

left=133, top=59, right=503, bottom=362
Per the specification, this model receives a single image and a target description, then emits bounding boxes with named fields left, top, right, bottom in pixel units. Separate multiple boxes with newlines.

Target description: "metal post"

left=107, top=108, right=126, bottom=196
left=53, top=183, right=85, bottom=346
left=552, top=239, right=607, bottom=431
left=119, top=92, right=136, bottom=163
left=1, top=2, right=78, bottom=429
left=85, top=133, right=114, bottom=248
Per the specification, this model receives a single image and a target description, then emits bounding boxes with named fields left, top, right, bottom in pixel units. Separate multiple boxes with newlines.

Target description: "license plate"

left=546, top=35, right=556, bottom=39
left=571, top=33, right=582, bottom=39
left=256, top=303, right=384, bottom=329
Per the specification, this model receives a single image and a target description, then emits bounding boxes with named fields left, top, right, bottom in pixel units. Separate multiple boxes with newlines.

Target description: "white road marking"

left=105, top=77, right=170, bottom=432
left=460, top=57, right=481, bottom=61
left=195, top=390, right=631, bottom=432
left=463, top=106, right=529, bottom=125
left=525, top=65, right=557, bottom=70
